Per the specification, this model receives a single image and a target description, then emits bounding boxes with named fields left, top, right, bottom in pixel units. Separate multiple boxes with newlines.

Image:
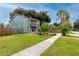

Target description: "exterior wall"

left=23, top=18, right=31, bottom=33
left=9, top=14, right=40, bottom=33
left=9, top=14, right=31, bottom=33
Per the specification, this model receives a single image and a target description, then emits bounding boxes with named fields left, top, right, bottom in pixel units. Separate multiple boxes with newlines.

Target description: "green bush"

left=60, top=22, right=71, bottom=36
left=39, top=23, right=51, bottom=32
left=39, top=23, right=51, bottom=35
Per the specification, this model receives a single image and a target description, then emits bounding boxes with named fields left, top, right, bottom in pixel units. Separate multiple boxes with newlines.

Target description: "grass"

left=0, top=34, right=51, bottom=56
left=67, top=31, right=73, bottom=34
left=41, top=35, right=79, bottom=56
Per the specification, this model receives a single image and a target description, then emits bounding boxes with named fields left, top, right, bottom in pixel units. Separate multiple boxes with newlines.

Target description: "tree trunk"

left=62, top=32, right=66, bottom=36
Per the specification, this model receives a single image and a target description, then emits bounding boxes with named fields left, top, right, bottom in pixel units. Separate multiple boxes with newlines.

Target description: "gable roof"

left=9, top=14, right=40, bottom=23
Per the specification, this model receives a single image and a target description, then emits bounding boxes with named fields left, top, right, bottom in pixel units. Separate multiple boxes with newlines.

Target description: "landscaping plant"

left=39, top=23, right=51, bottom=35
left=57, top=10, right=71, bottom=36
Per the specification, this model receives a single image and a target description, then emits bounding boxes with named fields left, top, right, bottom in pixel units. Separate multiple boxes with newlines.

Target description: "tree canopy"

left=57, top=10, right=70, bottom=24
left=9, top=7, right=51, bottom=25
left=0, top=23, right=4, bottom=28
left=73, top=18, right=79, bottom=31
left=53, top=22, right=60, bottom=27
left=57, top=10, right=71, bottom=35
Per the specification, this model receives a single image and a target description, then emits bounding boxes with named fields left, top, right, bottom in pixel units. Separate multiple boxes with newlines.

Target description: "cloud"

left=0, top=3, right=18, bottom=9
left=1, top=3, right=79, bottom=25
left=0, top=4, right=43, bottom=12
left=64, top=4, right=79, bottom=22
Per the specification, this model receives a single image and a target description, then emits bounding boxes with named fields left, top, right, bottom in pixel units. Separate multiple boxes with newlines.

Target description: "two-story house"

left=9, top=14, right=40, bottom=33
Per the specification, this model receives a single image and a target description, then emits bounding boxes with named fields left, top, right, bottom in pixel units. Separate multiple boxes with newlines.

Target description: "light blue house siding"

left=9, top=14, right=32, bottom=33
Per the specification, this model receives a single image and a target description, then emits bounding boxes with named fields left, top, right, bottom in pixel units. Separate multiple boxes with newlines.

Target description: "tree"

left=9, top=7, right=25, bottom=19
left=24, top=10, right=37, bottom=18
left=57, top=10, right=71, bottom=36
left=57, top=10, right=70, bottom=24
left=0, top=23, right=4, bottom=28
left=9, top=8, right=51, bottom=25
left=60, top=21, right=71, bottom=35
left=73, top=19, right=79, bottom=31
left=37, top=11, right=51, bottom=25
left=53, top=22, right=60, bottom=27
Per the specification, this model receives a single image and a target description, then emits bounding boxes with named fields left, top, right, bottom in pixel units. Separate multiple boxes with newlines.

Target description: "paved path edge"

left=11, top=33, right=62, bottom=56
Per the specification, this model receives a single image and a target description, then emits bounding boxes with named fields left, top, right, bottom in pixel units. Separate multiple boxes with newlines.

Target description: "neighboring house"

left=9, top=14, right=40, bottom=33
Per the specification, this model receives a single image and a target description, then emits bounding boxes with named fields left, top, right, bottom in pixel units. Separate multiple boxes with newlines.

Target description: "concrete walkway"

left=68, top=31, right=79, bottom=36
left=12, top=33, right=62, bottom=56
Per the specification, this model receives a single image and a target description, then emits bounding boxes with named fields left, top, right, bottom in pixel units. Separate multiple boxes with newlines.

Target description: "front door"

left=31, top=26, right=36, bottom=32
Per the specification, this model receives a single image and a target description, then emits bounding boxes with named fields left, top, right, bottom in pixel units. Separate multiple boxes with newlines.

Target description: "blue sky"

left=0, top=3, right=79, bottom=25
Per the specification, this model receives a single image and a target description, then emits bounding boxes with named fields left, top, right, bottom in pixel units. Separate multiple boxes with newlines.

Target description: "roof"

left=29, top=18, right=40, bottom=22
left=9, top=14, right=40, bottom=23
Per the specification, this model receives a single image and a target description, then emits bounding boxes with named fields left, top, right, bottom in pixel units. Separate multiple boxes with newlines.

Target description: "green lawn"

left=67, top=31, right=73, bottom=34
left=0, top=34, right=50, bottom=56
left=41, top=35, right=79, bottom=56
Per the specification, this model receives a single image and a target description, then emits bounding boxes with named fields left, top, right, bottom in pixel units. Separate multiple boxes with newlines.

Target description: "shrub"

left=39, top=23, right=51, bottom=33
left=60, top=22, right=71, bottom=36
left=0, top=27, right=23, bottom=36
left=38, top=23, right=56, bottom=35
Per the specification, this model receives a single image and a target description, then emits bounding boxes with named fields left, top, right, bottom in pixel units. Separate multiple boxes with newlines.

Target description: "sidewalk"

left=12, top=33, right=62, bottom=56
